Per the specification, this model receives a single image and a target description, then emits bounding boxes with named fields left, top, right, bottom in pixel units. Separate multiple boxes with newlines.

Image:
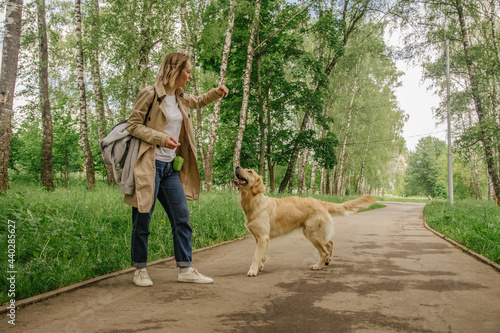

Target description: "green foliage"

left=424, top=201, right=500, bottom=264
left=405, top=136, right=448, bottom=197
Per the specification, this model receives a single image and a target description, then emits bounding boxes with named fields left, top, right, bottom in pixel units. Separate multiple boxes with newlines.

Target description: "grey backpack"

left=99, top=87, right=156, bottom=187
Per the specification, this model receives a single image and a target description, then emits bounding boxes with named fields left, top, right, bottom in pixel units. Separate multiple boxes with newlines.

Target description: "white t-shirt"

left=155, top=94, right=183, bottom=162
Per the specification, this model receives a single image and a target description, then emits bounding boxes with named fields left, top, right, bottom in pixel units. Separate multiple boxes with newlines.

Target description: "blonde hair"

left=156, top=52, right=191, bottom=88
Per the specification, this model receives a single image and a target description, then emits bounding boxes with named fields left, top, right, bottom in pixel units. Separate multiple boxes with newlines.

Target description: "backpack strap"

left=143, top=86, right=156, bottom=126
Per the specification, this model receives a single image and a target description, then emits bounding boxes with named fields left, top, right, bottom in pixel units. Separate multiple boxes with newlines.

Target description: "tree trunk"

left=37, top=0, right=54, bottom=191
left=473, top=150, right=482, bottom=199
left=335, top=84, right=357, bottom=195
left=266, top=94, right=276, bottom=193
left=136, top=1, right=154, bottom=91
left=309, top=161, right=318, bottom=194
left=357, top=127, right=371, bottom=195
left=90, top=0, right=115, bottom=186
left=0, top=0, right=23, bottom=192
left=297, top=149, right=308, bottom=194
left=75, top=0, right=96, bottom=190
left=205, top=0, right=236, bottom=191
left=298, top=118, right=313, bottom=194
left=233, top=0, right=261, bottom=167
left=256, top=37, right=267, bottom=176
left=181, top=0, right=207, bottom=179
left=455, top=0, right=500, bottom=198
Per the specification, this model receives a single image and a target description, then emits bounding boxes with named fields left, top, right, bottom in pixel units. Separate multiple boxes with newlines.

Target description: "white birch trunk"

left=75, top=0, right=96, bottom=190
left=181, top=0, right=207, bottom=178
left=204, top=0, right=236, bottom=191
left=335, top=84, right=357, bottom=194
left=233, top=0, right=261, bottom=167
left=0, top=0, right=23, bottom=191
left=91, top=0, right=114, bottom=185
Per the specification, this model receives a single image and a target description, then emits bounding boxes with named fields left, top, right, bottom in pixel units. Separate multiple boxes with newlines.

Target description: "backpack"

left=99, top=87, right=156, bottom=185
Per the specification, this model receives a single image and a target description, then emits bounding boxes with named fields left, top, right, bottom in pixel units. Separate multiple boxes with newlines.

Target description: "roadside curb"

left=1, top=235, right=250, bottom=314
left=423, top=217, right=500, bottom=272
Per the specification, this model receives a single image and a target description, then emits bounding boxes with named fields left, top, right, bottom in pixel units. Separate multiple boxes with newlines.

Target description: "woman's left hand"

left=215, top=85, right=229, bottom=97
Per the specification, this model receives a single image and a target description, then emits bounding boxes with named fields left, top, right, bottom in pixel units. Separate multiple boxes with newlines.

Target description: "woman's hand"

left=215, top=85, right=229, bottom=97
left=166, top=136, right=181, bottom=149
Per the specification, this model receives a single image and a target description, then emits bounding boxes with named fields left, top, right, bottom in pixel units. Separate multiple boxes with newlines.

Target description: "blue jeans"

left=131, top=160, right=192, bottom=268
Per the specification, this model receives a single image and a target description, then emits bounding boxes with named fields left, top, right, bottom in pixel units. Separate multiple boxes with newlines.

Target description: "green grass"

left=0, top=183, right=249, bottom=304
left=424, top=200, right=500, bottom=264
left=0, top=182, right=381, bottom=304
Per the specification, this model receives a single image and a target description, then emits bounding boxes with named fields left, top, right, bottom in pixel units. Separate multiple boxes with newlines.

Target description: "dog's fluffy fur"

left=232, top=166, right=376, bottom=277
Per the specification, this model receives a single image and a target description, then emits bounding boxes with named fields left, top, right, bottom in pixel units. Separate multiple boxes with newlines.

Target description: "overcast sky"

left=385, top=26, right=448, bottom=152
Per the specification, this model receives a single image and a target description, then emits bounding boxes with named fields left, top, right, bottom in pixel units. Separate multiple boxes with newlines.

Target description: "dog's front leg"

left=248, top=235, right=269, bottom=277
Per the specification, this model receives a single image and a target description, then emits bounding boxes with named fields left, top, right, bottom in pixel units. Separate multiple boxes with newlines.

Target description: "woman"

left=124, top=52, right=229, bottom=286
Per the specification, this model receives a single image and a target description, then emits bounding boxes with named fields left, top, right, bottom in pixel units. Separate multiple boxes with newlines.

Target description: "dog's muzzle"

left=232, top=166, right=248, bottom=186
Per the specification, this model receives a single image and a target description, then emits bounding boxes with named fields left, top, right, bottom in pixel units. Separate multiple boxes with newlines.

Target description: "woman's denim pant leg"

left=131, top=160, right=192, bottom=268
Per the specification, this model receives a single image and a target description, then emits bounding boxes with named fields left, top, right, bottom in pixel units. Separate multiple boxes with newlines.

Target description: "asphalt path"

left=2, top=202, right=499, bottom=333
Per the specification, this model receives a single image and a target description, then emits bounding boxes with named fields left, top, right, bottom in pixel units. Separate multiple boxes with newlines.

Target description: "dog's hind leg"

left=303, top=224, right=330, bottom=270
left=325, top=240, right=334, bottom=265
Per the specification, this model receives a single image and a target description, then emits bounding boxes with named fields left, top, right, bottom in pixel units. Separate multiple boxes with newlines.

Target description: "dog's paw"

left=309, top=264, right=324, bottom=270
left=247, top=269, right=258, bottom=277
left=258, top=263, right=265, bottom=271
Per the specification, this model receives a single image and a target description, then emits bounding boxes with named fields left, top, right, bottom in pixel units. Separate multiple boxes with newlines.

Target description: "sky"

left=385, top=27, right=448, bottom=152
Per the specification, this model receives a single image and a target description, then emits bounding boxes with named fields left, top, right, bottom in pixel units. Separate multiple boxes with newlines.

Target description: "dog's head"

left=232, top=166, right=265, bottom=195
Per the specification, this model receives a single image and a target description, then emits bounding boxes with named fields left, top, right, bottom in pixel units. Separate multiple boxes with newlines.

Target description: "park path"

left=2, top=202, right=499, bottom=333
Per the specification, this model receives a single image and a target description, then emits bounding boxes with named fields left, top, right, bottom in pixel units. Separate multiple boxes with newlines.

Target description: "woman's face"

left=175, top=60, right=192, bottom=89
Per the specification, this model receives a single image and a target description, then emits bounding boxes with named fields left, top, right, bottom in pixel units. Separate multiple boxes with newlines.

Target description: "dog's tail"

left=320, top=195, right=376, bottom=216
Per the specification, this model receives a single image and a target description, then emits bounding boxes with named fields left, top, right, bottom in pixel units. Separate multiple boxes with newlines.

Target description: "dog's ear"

left=252, top=176, right=265, bottom=195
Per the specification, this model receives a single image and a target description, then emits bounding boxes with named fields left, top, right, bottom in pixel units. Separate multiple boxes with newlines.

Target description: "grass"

left=0, top=182, right=381, bottom=304
left=424, top=200, right=500, bottom=264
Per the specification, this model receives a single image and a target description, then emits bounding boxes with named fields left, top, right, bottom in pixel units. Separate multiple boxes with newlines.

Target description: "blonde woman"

left=124, top=52, right=229, bottom=286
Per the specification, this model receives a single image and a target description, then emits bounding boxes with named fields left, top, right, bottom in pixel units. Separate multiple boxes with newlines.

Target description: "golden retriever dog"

left=232, top=166, right=376, bottom=277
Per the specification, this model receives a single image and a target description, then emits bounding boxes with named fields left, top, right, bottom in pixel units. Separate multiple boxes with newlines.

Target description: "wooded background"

left=0, top=0, right=499, bottom=200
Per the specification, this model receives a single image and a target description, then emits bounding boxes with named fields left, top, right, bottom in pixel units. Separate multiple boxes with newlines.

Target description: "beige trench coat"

left=123, top=81, right=221, bottom=213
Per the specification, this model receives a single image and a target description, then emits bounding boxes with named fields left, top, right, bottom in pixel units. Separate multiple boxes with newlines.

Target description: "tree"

left=204, top=0, right=236, bottom=192
left=89, top=0, right=115, bottom=185
left=278, top=0, right=373, bottom=193
left=180, top=0, right=207, bottom=176
left=75, top=0, right=95, bottom=190
left=405, top=137, right=447, bottom=197
left=233, top=0, right=261, bottom=167
left=37, top=0, right=54, bottom=191
left=0, top=0, right=24, bottom=191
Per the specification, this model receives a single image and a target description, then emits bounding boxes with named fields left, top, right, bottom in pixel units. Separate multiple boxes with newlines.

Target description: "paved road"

left=2, top=202, right=500, bottom=333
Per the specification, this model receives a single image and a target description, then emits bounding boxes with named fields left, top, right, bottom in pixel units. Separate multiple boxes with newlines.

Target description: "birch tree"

left=90, top=0, right=114, bottom=185
left=233, top=0, right=261, bottom=167
left=38, top=0, right=54, bottom=191
left=0, top=0, right=23, bottom=191
left=75, top=0, right=95, bottom=190
left=204, top=0, right=236, bottom=191
left=180, top=0, right=207, bottom=175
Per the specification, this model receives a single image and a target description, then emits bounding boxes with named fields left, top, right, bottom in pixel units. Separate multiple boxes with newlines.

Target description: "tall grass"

left=0, top=183, right=248, bottom=304
left=424, top=200, right=500, bottom=264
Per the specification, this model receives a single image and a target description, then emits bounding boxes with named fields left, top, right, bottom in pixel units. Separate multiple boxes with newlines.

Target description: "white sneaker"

left=178, top=268, right=213, bottom=284
left=133, top=268, right=153, bottom=287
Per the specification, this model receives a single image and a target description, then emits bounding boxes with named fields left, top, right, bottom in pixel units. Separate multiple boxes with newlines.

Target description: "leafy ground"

left=424, top=200, right=500, bottom=265
left=0, top=182, right=380, bottom=303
